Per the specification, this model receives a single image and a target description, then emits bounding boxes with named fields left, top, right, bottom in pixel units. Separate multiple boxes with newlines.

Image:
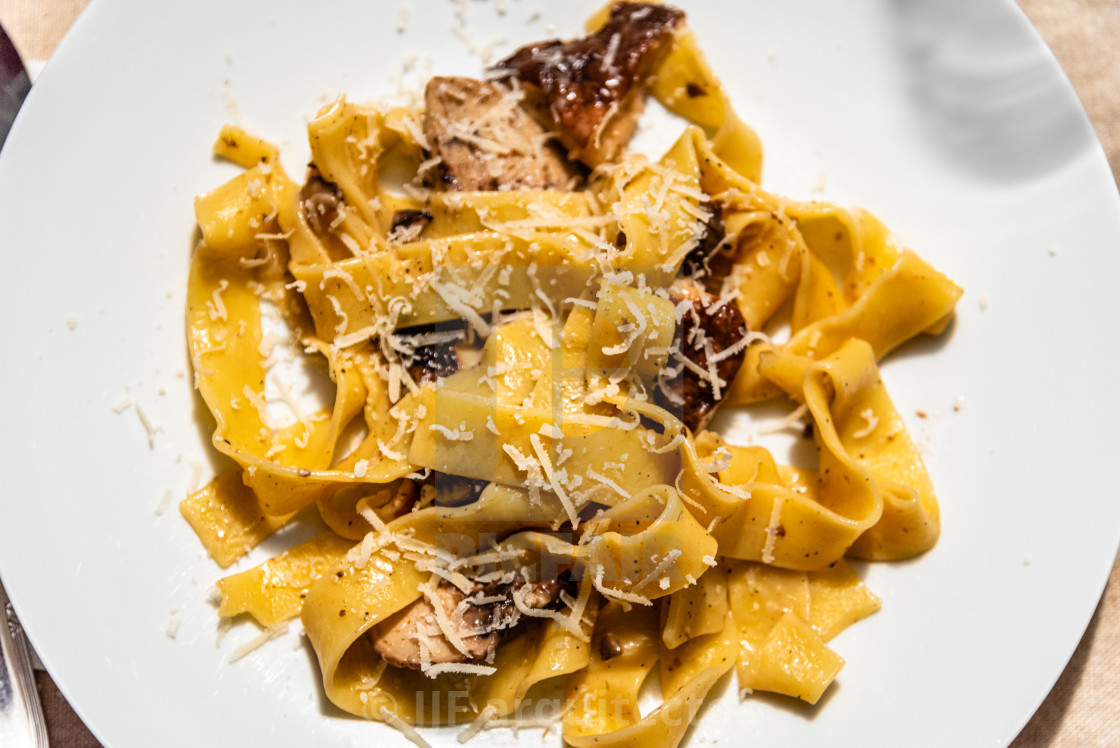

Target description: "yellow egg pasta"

left=183, top=3, right=961, bottom=747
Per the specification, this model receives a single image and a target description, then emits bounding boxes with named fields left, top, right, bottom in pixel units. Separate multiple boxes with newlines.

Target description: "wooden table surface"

left=0, top=0, right=1117, bottom=746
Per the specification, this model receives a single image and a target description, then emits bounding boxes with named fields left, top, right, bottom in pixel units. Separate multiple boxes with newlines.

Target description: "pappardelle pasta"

left=182, top=3, right=961, bottom=746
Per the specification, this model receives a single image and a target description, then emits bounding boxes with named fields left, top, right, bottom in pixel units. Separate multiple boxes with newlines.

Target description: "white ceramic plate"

left=1, top=1, right=1118, bottom=746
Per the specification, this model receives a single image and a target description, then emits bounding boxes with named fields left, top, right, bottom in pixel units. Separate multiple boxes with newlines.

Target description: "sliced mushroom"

left=370, top=583, right=496, bottom=670
left=387, top=208, right=433, bottom=243
left=657, top=280, right=748, bottom=432
left=492, top=2, right=684, bottom=166
left=393, top=326, right=492, bottom=508
left=423, top=76, right=576, bottom=191
left=386, top=479, right=419, bottom=518
left=368, top=577, right=567, bottom=671
left=428, top=472, right=489, bottom=507
left=299, top=170, right=343, bottom=234
left=469, top=577, right=565, bottom=632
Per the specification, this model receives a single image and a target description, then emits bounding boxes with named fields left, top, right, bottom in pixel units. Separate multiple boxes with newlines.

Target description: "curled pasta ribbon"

left=299, top=550, right=427, bottom=720
left=623, top=339, right=938, bottom=567
left=563, top=600, right=739, bottom=748
left=661, top=563, right=729, bottom=649
left=299, top=539, right=594, bottom=724
left=185, top=133, right=421, bottom=565
left=763, top=338, right=941, bottom=559
left=650, top=31, right=764, bottom=183
left=186, top=235, right=413, bottom=517
left=635, top=124, right=963, bottom=406
left=304, top=565, right=597, bottom=726
left=295, top=484, right=715, bottom=728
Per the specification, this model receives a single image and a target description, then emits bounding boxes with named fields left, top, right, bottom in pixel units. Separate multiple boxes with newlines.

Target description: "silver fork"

left=0, top=580, right=48, bottom=746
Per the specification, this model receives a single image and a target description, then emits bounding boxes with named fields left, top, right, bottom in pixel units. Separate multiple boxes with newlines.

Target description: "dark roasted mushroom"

left=386, top=479, right=419, bottom=518
left=679, top=201, right=726, bottom=280
left=656, top=281, right=748, bottom=432
left=388, top=209, right=433, bottom=243
left=492, top=2, right=684, bottom=165
left=599, top=632, right=624, bottom=661
left=393, top=322, right=466, bottom=385
left=405, top=341, right=460, bottom=384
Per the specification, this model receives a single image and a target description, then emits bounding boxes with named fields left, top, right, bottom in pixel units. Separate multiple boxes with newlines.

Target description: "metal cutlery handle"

left=0, top=580, right=49, bottom=747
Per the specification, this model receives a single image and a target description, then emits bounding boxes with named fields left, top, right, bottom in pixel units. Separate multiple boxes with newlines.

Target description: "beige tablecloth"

left=0, top=0, right=1117, bottom=746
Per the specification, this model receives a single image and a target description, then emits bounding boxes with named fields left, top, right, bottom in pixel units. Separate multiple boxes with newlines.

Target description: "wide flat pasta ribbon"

left=563, top=601, right=739, bottom=748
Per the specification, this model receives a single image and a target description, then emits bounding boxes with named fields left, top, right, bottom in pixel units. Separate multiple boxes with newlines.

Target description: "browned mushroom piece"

left=423, top=76, right=576, bottom=191
left=394, top=326, right=493, bottom=508
left=299, top=170, right=342, bottom=234
left=656, top=281, right=748, bottom=432
left=429, top=472, right=489, bottom=507
left=388, top=208, right=433, bottom=243
left=679, top=201, right=727, bottom=280
left=471, top=577, right=565, bottom=629
left=386, top=479, right=419, bottom=518
left=370, top=583, right=497, bottom=669
left=405, top=341, right=460, bottom=384
left=392, top=321, right=466, bottom=386
left=492, top=2, right=685, bottom=166
left=368, top=577, right=567, bottom=671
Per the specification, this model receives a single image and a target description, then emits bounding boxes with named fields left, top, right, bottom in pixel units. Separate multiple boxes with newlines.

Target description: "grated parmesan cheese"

left=633, top=550, right=683, bottom=593
left=379, top=706, right=434, bottom=748
left=206, top=279, right=229, bottom=321
left=431, top=280, right=491, bottom=336
left=229, top=622, right=289, bottom=662
left=529, top=433, right=579, bottom=528
left=700, top=447, right=733, bottom=474
left=420, top=580, right=474, bottom=659
left=761, top=497, right=784, bottom=564
left=851, top=408, right=879, bottom=439
left=430, top=422, right=475, bottom=441
left=458, top=705, right=499, bottom=744
left=135, top=403, right=159, bottom=449
left=756, top=403, right=810, bottom=436
left=155, top=490, right=173, bottom=517
left=590, top=561, right=652, bottom=608
left=241, top=385, right=273, bottom=430
left=584, top=468, right=631, bottom=500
